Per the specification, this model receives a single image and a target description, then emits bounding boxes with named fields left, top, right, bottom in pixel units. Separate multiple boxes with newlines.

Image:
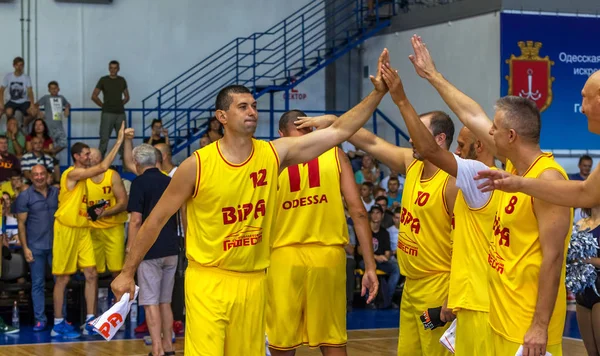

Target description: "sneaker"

left=0, top=318, right=18, bottom=334
left=134, top=320, right=148, bottom=333
left=33, top=321, right=46, bottom=332
left=51, top=320, right=80, bottom=339
left=81, top=316, right=97, bottom=335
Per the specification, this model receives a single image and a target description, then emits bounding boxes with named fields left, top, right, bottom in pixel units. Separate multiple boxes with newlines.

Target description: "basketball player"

left=111, top=48, right=388, bottom=356
left=86, top=148, right=128, bottom=279
left=379, top=57, right=500, bottom=355
left=476, top=71, right=600, bottom=209
left=52, top=122, right=125, bottom=339
left=297, top=108, right=459, bottom=356
left=408, top=35, right=572, bottom=355
left=266, top=110, right=378, bottom=356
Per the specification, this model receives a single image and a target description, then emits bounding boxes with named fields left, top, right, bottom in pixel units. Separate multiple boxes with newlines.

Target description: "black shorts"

left=576, top=279, right=600, bottom=309
left=4, top=101, right=31, bottom=115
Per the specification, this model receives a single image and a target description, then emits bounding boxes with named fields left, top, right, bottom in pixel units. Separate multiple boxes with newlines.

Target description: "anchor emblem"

left=505, top=41, right=554, bottom=112
left=519, top=69, right=542, bottom=101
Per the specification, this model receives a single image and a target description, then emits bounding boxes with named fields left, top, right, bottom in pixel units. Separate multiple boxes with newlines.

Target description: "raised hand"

left=474, top=169, right=523, bottom=193
left=124, top=128, right=135, bottom=140
left=370, top=48, right=390, bottom=93
left=294, top=115, right=337, bottom=131
left=408, top=35, right=438, bottom=80
left=117, top=121, right=126, bottom=142
left=380, top=62, right=407, bottom=103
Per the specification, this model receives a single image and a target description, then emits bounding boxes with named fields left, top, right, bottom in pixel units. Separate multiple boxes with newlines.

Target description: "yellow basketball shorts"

left=184, top=262, right=266, bottom=356
left=398, top=272, right=452, bottom=356
left=492, top=330, right=562, bottom=356
left=52, top=221, right=95, bottom=275
left=266, top=245, right=347, bottom=350
left=90, top=225, right=125, bottom=273
left=454, top=309, right=492, bottom=355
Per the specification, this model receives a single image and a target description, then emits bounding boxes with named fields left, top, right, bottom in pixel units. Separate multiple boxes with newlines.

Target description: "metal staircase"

left=142, top=0, right=401, bottom=155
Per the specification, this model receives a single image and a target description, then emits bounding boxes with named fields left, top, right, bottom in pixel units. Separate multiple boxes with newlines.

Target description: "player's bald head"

left=278, top=110, right=311, bottom=137
left=154, top=143, right=172, bottom=159
left=582, top=71, right=600, bottom=134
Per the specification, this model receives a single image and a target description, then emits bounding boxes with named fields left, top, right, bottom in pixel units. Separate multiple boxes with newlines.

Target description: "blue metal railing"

left=63, top=106, right=409, bottom=165
left=141, top=0, right=398, bottom=155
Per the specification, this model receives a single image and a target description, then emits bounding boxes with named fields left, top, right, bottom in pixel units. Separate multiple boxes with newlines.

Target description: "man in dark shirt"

left=15, top=164, right=59, bottom=331
left=144, top=119, right=169, bottom=146
left=0, top=135, right=21, bottom=182
left=127, top=144, right=178, bottom=356
left=91, top=60, right=129, bottom=157
left=358, top=204, right=400, bottom=309
left=569, top=154, right=593, bottom=181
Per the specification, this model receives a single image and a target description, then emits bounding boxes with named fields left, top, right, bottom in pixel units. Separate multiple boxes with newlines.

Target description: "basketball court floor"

left=0, top=309, right=588, bottom=355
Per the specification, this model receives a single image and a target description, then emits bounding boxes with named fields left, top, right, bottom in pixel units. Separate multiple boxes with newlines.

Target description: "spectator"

left=25, top=119, right=54, bottom=155
left=386, top=177, right=402, bottom=210
left=127, top=144, right=178, bottom=356
left=205, top=117, right=223, bottom=142
left=387, top=207, right=400, bottom=257
left=2, top=117, right=25, bottom=158
left=15, top=165, right=59, bottom=331
left=199, top=136, right=211, bottom=149
left=35, top=81, right=69, bottom=155
left=341, top=141, right=364, bottom=172
left=375, top=195, right=394, bottom=229
left=21, top=136, right=57, bottom=183
left=2, top=192, right=18, bottom=241
left=380, top=169, right=405, bottom=193
left=345, top=224, right=357, bottom=312
left=0, top=135, right=21, bottom=183
left=91, top=60, right=129, bottom=157
left=570, top=155, right=593, bottom=181
left=0, top=57, right=36, bottom=131
left=1, top=174, right=27, bottom=200
left=145, top=119, right=169, bottom=146
left=355, top=155, right=380, bottom=185
left=360, top=182, right=375, bottom=211
left=358, top=204, right=400, bottom=309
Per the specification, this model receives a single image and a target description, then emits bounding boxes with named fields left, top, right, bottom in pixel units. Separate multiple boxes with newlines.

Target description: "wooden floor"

left=0, top=329, right=588, bottom=356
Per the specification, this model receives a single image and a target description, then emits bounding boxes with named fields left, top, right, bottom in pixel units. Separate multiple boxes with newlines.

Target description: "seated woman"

left=574, top=205, right=600, bottom=356
left=25, top=119, right=54, bottom=156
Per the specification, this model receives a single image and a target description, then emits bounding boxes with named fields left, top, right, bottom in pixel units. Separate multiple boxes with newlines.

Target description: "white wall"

left=0, top=0, right=325, bottom=162
left=361, top=12, right=501, bottom=151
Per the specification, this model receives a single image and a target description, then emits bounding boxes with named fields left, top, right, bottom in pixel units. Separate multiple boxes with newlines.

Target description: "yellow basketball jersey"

left=397, top=160, right=452, bottom=280
left=54, top=166, right=89, bottom=228
left=447, top=167, right=501, bottom=313
left=273, top=148, right=348, bottom=248
left=488, top=154, right=572, bottom=345
left=185, top=139, right=280, bottom=272
left=86, top=169, right=128, bottom=228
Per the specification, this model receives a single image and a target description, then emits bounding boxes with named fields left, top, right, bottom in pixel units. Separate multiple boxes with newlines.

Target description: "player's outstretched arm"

left=68, top=122, right=125, bottom=182
left=122, top=128, right=137, bottom=175
left=273, top=49, right=388, bottom=169
left=294, top=117, right=414, bottom=175
left=112, top=155, right=197, bottom=300
left=523, top=169, right=571, bottom=356
left=476, top=167, right=600, bottom=208
left=409, top=35, right=500, bottom=160
left=381, top=61, right=459, bottom=176
left=338, top=148, right=378, bottom=303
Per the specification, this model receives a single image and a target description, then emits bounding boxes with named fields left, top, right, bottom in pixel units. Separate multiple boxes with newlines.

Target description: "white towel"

left=90, top=286, right=139, bottom=341
left=439, top=319, right=457, bottom=354
left=515, top=345, right=552, bottom=356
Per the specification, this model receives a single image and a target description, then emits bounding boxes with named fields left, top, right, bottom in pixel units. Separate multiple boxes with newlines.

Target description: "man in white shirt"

left=0, top=57, right=36, bottom=131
